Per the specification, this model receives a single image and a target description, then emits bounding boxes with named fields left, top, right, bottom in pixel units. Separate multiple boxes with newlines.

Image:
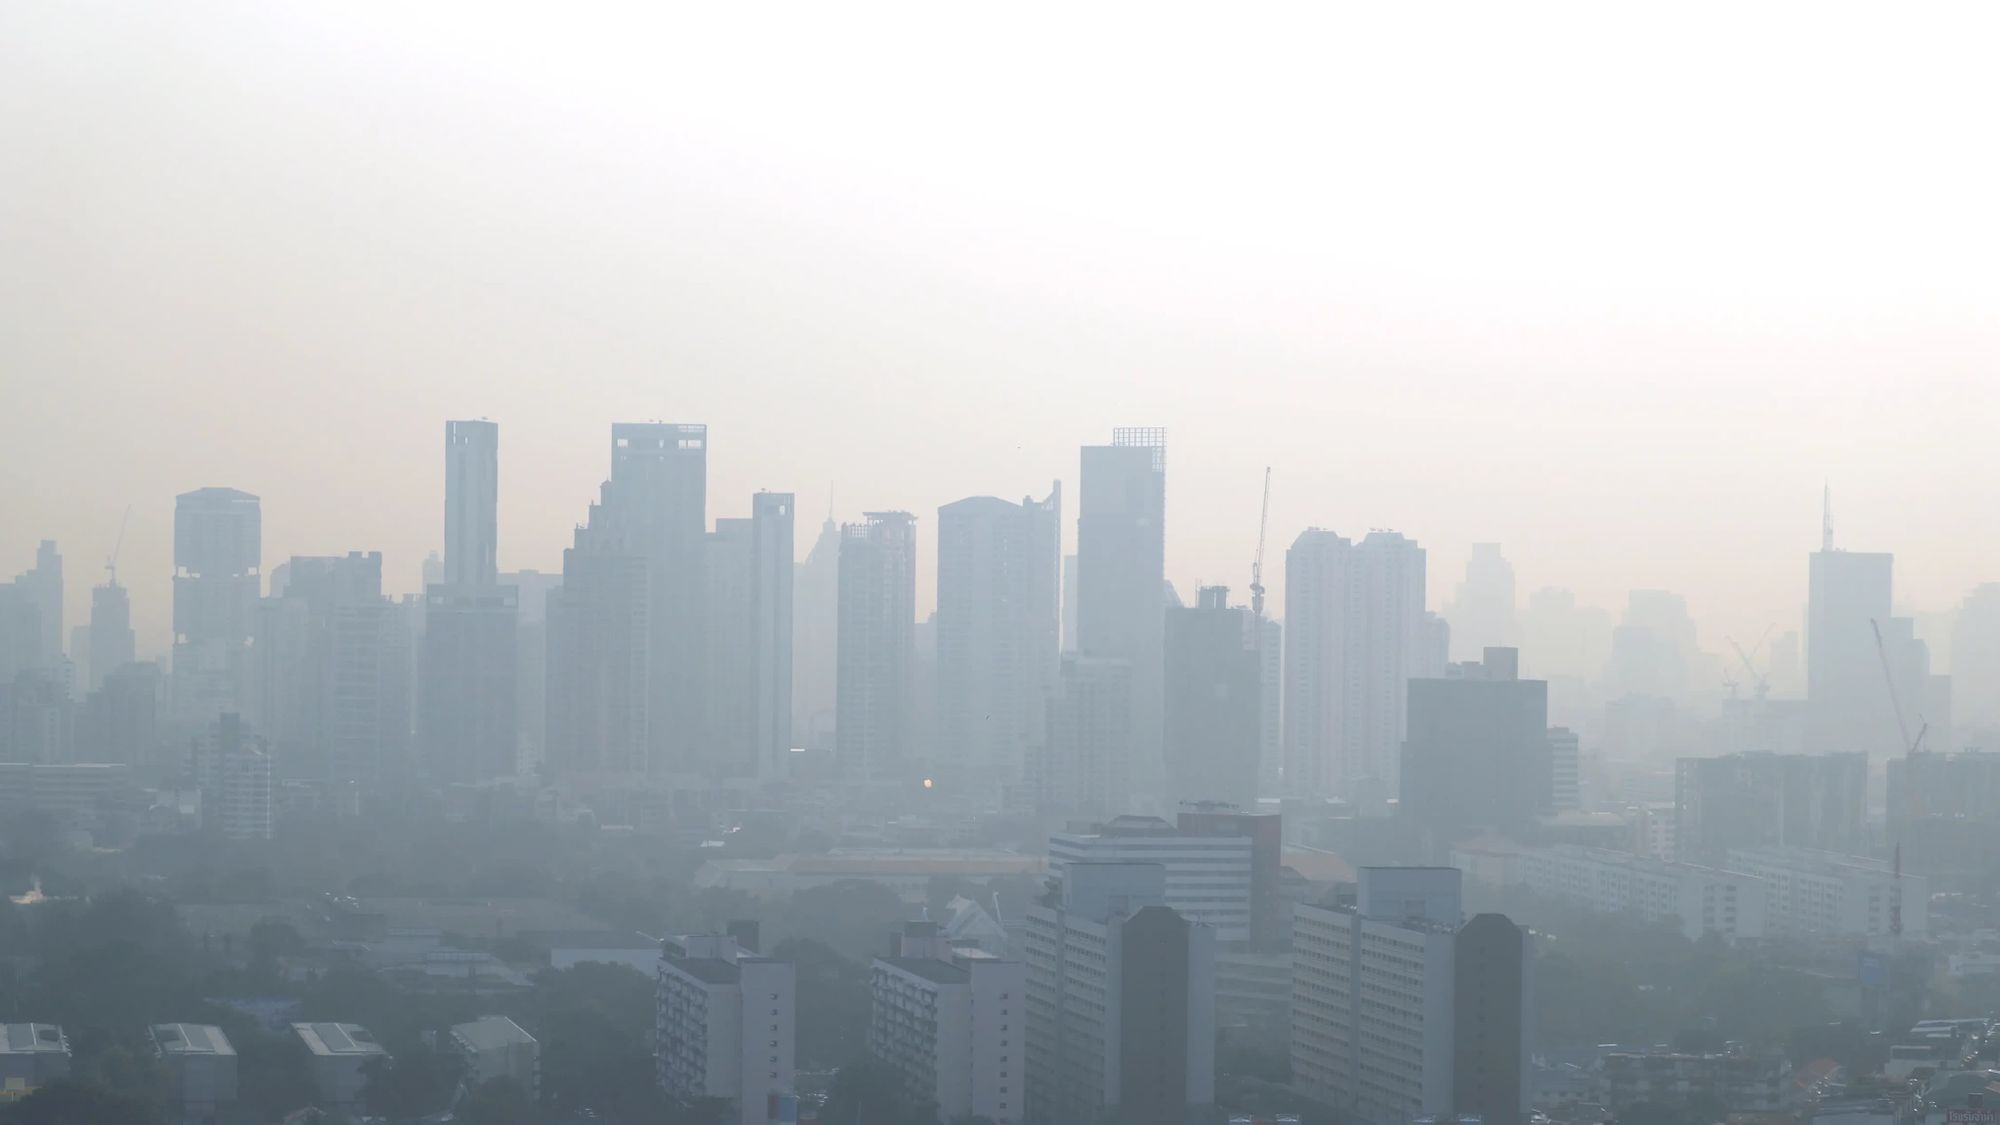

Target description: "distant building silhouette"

left=546, top=480, right=650, bottom=780
left=1400, top=647, right=1551, bottom=842
left=611, top=422, right=708, bottom=774
left=1035, top=655, right=1132, bottom=819
left=1445, top=542, right=1518, bottom=661
left=836, top=511, right=916, bottom=780
left=86, top=580, right=135, bottom=692
left=173, top=489, right=261, bottom=725
left=1077, top=429, right=1166, bottom=800
left=705, top=493, right=794, bottom=778
left=1163, top=586, right=1260, bottom=810
left=791, top=516, right=841, bottom=752
left=442, top=419, right=499, bottom=587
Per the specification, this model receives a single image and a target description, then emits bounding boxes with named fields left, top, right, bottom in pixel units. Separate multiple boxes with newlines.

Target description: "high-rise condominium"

left=173, top=488, right=261, bottom=724
left=836, top=511, right=916, bottom=780
left=442, top=420, right=499, bottom=588
left=610, top=422, right=707, bottom=773
left=1077, top=428, right=1166, bottom=798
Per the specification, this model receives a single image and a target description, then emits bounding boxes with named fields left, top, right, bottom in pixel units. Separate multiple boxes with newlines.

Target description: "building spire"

left=1821, top=483, right=1834, bottom=552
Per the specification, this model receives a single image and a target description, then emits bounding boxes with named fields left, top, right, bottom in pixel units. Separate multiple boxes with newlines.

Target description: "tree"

left=0, top=1078, right=167, bottom=1125
left=822, top=1059, right=937, bottom=1125
left=456, top=1078, right=545, bottom=1125
left=360, top=1046, right=463, bottom=1122
left=772, top=937, right=872, bottom=1070
left=236, top=1031, right=318, bottom=1122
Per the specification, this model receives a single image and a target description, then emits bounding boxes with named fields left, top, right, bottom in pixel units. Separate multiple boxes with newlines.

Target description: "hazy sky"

left=5, top=2, right=1998, bottom=663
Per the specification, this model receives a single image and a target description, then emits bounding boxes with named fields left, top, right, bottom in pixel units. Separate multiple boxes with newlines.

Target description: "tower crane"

left=1249, top=467, right=1271, bottom=618
left=1871, top=616, right=1929, bottom=938
left=1727, top=626, right=1774, bottom=700
left=104, top=505, right=131, bottom=587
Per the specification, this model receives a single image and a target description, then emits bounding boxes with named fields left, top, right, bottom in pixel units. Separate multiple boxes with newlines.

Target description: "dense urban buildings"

left=1162, top=586, right=1262, bottom=809
left=869, top=921, right=1026, bottom=1125
left=422, top=419, right=520, bottom=784
left=935, top=487, right=1061, bottom=792
left=1023, top=862, right=1215, bottom=1125
left=449, top=1015, right=539, bottom=1099
left=293, top=1022, right=389, bottom=1117
left=1034, top=655, right=1132, bottom=818
left=704, top=493, right=796, bottom=777
left=194, top=712, right=273, bottom=841
left=442, top=419, right=500, bottom=588
left=150, top=1023, right=238, bottom=1119
left=1048, top=816, right=1255, bottom=942
left=836, top=511, right=917, bottom=781
left=1291, top=868, right=1530, bottom=1125
left=612, top=422, right=710, bottom=777
left=655, top=930, right=796, bottom=1125
left=172, top=488, right=261, bottom=724
left=1674, top=750, right=1869, bottom=862
left=1400, top=647, right=1552, bottom=841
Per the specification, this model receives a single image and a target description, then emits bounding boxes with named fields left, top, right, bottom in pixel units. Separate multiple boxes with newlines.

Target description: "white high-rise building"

left=173, top=489, right=261, bottom=724
left=1291, top=868, right=1531, bottom=1125
left=1048, top=816, right=1254, bottom=943
left=705, top=494, right=795, bottom=778
left=1034, top=655, right=1132, bottom=819
left=443, top=420, right=499, bottom=588
left=1283, top=529, right=1430, bottom=798
left=1077, top=429, right=1166, bottom=800
left=1548, top=726, right=1581, bottom=811
left=870, top=922, right=1026, bottom=1125
left=655, top=932, right=795, bottom=1125
left=194, top=713, right=272, bottom=840
left=1490, top=844, right=1767, bottom=941
left=1724, top=847, right=1928, bottom=940
left=1023, top=863, right=1214, bottom=1125
left=936, top=487, right=1061, bottom=790
left=837, top=512, right=916, bottom=780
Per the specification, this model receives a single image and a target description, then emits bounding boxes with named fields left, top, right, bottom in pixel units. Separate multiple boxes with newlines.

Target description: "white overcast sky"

left=3, top=1, right=1997, bottom=661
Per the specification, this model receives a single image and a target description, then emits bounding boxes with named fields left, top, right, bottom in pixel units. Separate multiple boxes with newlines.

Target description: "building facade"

left=656, top=933, right=796, bottom=1125
left=1163, top=587, right=1261, bottom=810
left=870, top=922, right=1026, bottom=1124
left=836, top=511, right=917, bottom=781
left=173, top=488, right=261, bottom=724
left=1077, top=430, right=1167, bottom=802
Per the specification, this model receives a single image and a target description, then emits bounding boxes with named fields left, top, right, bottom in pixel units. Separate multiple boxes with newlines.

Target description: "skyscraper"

left=87, top=580, right=135, bottom=692
left=836, top=511, right=915, bottom=779
left=1807, top=542, right=1897, bottom=753
left=1163, top=587, right=1261, bottom=809
left=252, top=552, right=409, bottom=786
left=704, top=493, right=795, bottom=777
left=748, top=492, right=795, bottom=778
left=1035, top=655, right=1133, bottom=819
left=443, top=419, right=499, bottom=588
left=1445, top=542, right=1517, bottom=661
left=1400, top=648, right=1551, bottom=842
left=173, top=488, right=261, bottom=724
left=1283, top=528, right=1430, bottom=799
left=610, top=422, right=707, bottom=774
left=545, top=481, right=650, bottom=779
left=16, top=541, right=63, bottom=671
left=1077, top=428, right=1166, bottom=799
left=935, top=486, right=1061, bottom=789
left=792, top=516, right=841, bottom=752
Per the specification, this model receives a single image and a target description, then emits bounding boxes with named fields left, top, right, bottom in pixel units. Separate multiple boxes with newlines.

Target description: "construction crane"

left=104, top=505, right=131, bottom=587
left=1727, top=626, right=1774, bottom=700
left=1249, top=467, right=1271, bottom=618
left=1871, top=616, right=1929, bottom=938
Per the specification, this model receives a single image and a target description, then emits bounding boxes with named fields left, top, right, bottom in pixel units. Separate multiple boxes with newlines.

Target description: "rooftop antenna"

left=1822, top=483, right=1834, bottom=552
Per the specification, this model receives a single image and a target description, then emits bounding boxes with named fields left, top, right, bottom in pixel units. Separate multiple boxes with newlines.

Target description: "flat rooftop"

left=151, top=1024, right=235, bottom=1057
left=293, top=1022, right=388, bottom=1057
left=669, top=958, right=742, bottom=985
left=0, top=1024, right=67, bottom=1055
left=881, top=957, right=970, bottom=986
left=450, top=1016, right=536, bottom=1052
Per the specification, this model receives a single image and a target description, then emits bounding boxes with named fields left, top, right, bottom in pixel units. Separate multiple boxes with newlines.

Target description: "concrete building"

left=450, top=1015, right=539, bottom=1098
left=1445, top=543, right=1518, bottom=662
left=293, top=1022, right=389, bottom=1116
left=1077, top=429, right=1167, bottom=802
left=837, top=512, right=917, bottom=780
left=194, top=713, right=273, bottom=840
left=1034, top=656, right=1133, bottom=818
left=545, top=479, right=651, bottom=779
left=936, top=488, right=1061, bottom=792
left=1291, top=868, right=1530, bottom=1125
left=77, top=659, right=159, bottom=767
left=656, top=932, right=796, bottom=1125
left=173, top=489, right=261, bottom=724
left=1496, top=844, right=1767, bottom=941
left=1599, top=1051, right=1788, bottom=1113
left=444, top=420, right=500, bottom=588
left=1808, top=537, right=1896, bottom=754
left=1725, top=847, right=1928, bottom=940
left=1163, top=587, right=1262, bottom=810
left=1674, top=751, right=1868, bottom=862
left=704, top=493, right=795, bottom=778
left=1400, top=648, right=1551, bottom=841
left=1050, top=816, right=1255, bottom=943
left=150, top=1023, right=237, bottom=1118
left=611, top=422, right=709, bottom=776
left=420, top=583, right=519, bottom=782
left=1888, top=750, right=2000, bottom=885
left=1548, top=727, right=1582, bottom=812
left=870, top=922, right=1026, bottom=1125
left=0, top=762, right=135, bottom=834
left=0, top=1024, right=70, bottom=1096
left=793, top=517, right=841, bottom=753
left=693, top=850, right=1045, bottom=904
left=1283, top=529, right=1432, bottom=800
left=86, top=581, right=134, bottom=694
left=1023, top=862, right=1215, bottom=1125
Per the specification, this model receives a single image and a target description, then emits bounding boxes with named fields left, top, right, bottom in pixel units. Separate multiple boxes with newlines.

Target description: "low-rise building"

left=1500, top=844, right=1767, bottom=941
left=870, top=922, right=1025, bottom=1125
left=0, top=1024, right=70, bottom=1099
left=693, top=850, right=1044, bottom=904
left=656, top=932, right=796, bottom=1125
left=1725, top=848, right=1929, bottom=940
left=1049, top=815, right=1256, bottom=944
left=292, top=1022, right=389, bottom=1115
left=1598, top=1051, right=1788, bottom=1113
left=150, top=1023, right=237, bottom=1118
left=450, top=1016, right=538, bottom=1098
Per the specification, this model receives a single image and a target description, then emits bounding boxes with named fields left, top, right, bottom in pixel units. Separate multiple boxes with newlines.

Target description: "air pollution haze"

left=6, top=2, right=1998, bottom=655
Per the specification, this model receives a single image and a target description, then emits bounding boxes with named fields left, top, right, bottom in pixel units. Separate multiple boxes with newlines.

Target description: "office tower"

left=1548, top=726, right=1581, bottom=811
left=1049, top=816, right=1256, bottom=942
left=1177, top=804, right=1285, bottom=950
left=1605, top=589, right=1705, bottom=701
left=1518, top=587, right=1613, bottom=683
left=936, top=486, right=1061, bottom=789
left=1808, top=529, right=1897, bottom=751
left=443, top=420, right=499, bottom=588
left=0, top=584, right=41, bottom=684
left=0, top=671, right=72, bottom=763
left=1060, top=554, right=1078, bottom=653
left=706, top=493, right=796, bottom=777
left=1445, top=542, right=1517, bottom=661
left=1024, top=862, right=1215, bottom=1125
left=86, top=581, right=134, bottom=693
left=1035, top=655, right=1132, bottom=818
left=420, top=584, right=519, bottom=783
left=10, top=542, right=64, bottom=671
left=1253, top=614, right=1282, bottom=800
left=247, top=553, right=408, bottom=786
left=194, top=713, right=273, bottom=840
left=1888, top=750, right=2000, bottom=884
left=792, top=517, right=841, bottom=752
left=836, top=512, right=916, bottom=780
left=869, top=922, right=1026, bottom=1125
left=1282, top=528, right=1430, bottom=799
left=655, top=932, right=795, bottom=1125
left=1400, top=648, right=1552, bottom=841
left=173, top=489, right=261, bottom=724
left=610, top=422, right=708, bottom=774
left=1163, top=586, right=1261, bottom=809
left=1292, top=868, right=1530, bottom=1125
left=77, top=661, right=159, bottom=767
left=545, top=482, right=651, bottom=779
left=1077, top=428, right=1166, bottom=798
left=502, top=569, right=561, bottom=775
left=1674, top=751, right=1868, bottom=862
left=1952, top=584, right=2000, bottom=739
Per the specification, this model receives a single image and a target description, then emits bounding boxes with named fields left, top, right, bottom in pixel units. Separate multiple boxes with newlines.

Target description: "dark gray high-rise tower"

left=443, top=419, right=499, bottom=588
left=1078, top=429, right=1165, bottom=798
left=610, top=423, right=707, bottom=774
